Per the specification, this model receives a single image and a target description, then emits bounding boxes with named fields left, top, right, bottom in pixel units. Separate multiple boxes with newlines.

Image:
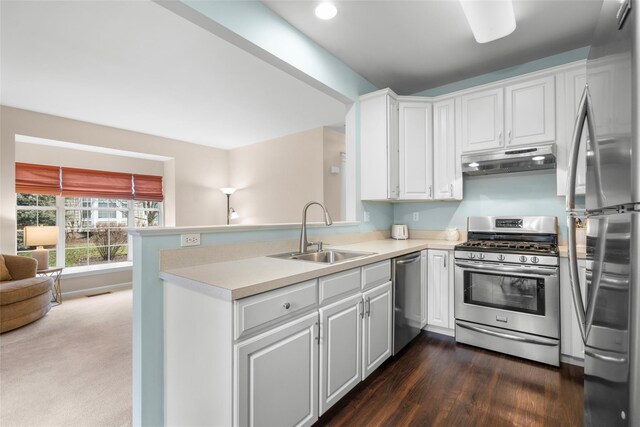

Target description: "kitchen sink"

left=269, top=249, right=375, bottom=264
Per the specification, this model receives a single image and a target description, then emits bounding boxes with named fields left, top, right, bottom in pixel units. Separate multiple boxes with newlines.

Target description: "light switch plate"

left=413, top=212, right=420, bottom=221
left=364, top=211, right=371, bottom=222
left=181, top=233, right=201, bottom=247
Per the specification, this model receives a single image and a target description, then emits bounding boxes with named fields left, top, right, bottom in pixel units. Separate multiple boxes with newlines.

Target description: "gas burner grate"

left=458, top=240, right=557, bottom=254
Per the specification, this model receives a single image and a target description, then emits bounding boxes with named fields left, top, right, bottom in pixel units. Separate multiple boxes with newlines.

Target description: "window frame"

left=16, top=194, right=163, bottom=270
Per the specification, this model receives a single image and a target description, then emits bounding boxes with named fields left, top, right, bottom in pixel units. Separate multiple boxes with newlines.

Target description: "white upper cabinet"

left=433, top=98, right=460, bottom=199
left=505, top=75, right=556, bottom=147
left=360, top=89, right=399, bottom=200
left=399, top=99, right=433, bottom=200
left=460, top=88, right=504, bottom=152
left=557, top=65, right=587, bottom=196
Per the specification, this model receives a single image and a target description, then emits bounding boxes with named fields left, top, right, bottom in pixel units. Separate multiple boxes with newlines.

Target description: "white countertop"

left=160, top=238, right=462, bottom=300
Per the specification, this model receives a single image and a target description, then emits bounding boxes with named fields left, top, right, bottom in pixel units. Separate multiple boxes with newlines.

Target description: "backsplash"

left=393, top=169, right=572, bottom=239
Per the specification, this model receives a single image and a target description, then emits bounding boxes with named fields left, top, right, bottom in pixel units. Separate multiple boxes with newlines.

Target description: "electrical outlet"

left=363, top=211, right=371, bottom=223
left=412, top=212, right=420, bottom=221
left=181, top=233, right=201, bottom=247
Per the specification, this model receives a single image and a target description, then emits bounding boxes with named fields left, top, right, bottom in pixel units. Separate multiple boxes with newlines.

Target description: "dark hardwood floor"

left=316, top=331, right=584, bottom=427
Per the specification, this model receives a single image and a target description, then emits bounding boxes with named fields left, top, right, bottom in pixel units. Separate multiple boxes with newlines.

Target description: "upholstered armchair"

left=0, top=255, right=53, bottom=333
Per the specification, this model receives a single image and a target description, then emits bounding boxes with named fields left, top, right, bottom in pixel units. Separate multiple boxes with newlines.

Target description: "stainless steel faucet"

left=299, top=201, right=333, bottom=254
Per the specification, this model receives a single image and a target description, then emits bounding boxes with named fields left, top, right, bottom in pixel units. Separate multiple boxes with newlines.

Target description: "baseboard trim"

left=62, top=282, right=132, bottom=299
left=423, top=325, right=455, bottom=337
left=560, top=354, right=585, bottom=367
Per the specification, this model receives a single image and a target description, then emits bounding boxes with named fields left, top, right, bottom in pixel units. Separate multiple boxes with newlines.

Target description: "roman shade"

left=15, top=163, right=163, bottom=201
left=61, top=167, right=133, bottom=199
left=133, top=174, right=164, bottom=202
left=15, top=163, right=61, bottom=195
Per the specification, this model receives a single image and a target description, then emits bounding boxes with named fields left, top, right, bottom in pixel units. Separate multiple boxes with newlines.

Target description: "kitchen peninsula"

left=159, top=234, right=462, bottom=426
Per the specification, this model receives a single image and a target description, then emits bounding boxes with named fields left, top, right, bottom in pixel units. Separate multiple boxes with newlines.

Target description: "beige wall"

left=1, top=106, right=229, bottom=255
left=228, top=127, right=326, bottom=224
left=323, top=128, right=345, bottom=221
left=15, top=142, right=165, bottom=176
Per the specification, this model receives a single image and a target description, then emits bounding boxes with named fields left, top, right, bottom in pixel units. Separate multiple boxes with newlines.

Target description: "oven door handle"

left=454, top=260, right=558, bottom=277
left=456, top=321, right=559, bottom=346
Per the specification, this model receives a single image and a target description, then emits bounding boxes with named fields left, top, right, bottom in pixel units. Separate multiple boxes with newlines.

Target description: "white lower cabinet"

left=165, top=260, right=393, bottom=427
left=319, top=294, right=362, bottom=415
left=319, top=280, right=393, bottom=415
left=362, top=281, right=393, bottom=379
left=559, top=257, right=587, bottom=362
left=235, top=312, right=319, bottom=427
left=427, top=250, right=453, bottom=331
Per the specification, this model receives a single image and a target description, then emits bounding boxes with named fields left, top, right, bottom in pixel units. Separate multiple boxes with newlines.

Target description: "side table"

left=37, top=267, right=63, bottom=305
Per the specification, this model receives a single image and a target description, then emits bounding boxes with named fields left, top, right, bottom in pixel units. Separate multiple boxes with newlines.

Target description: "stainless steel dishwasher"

left=392, top=251, right=423, bottom=355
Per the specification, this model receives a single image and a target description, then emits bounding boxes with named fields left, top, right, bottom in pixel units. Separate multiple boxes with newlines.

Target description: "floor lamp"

left=220, top=188, right=239, bottom=225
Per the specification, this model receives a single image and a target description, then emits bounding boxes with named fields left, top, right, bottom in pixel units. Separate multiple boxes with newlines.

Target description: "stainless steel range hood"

left=461, top=144, right=556, bottom=176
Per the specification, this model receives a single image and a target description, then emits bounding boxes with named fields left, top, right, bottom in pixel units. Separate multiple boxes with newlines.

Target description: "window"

left=16, top=194, right=162, bottom=269
left=16, top=194, right=57, bottom=267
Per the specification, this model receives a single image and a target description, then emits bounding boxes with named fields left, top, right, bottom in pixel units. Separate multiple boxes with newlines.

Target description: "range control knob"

left=477, top=253, right=485, bottom=260
left=468, top=252, right=475, bottom=259
left=531, top=256, right=539, bottom=264
left=497, top=254, right=505, bottom=261
left=519, top=255, right=528, bottom=263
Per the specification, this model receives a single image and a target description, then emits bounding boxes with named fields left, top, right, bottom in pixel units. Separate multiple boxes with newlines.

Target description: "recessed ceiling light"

left=468, top=162, right=480, bottom=167
left=532, top=156, right=545, bottom=161
left=315, top=2, right=337, bottom=20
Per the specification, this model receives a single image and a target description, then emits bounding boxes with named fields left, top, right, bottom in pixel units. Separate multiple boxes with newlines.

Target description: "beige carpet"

left=1, top=290, right=132, bottom=427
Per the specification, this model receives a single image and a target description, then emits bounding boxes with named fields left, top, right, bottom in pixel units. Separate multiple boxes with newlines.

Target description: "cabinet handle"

left=508, top=130, right=512, bottom=143
left=499, top=131, right=502, bottom=143
left=444, top=256, right=447, bottom=269
left=315, top=322, right=320, bottom=344
left=365, top=297, right=371, bottom=317
left=450, top=184, right=453, bottom=196
left=359, top=300, right=364, bottom=318
left=283, top=302, right=291, bottom=309
left=428, top=185, right=432, bottom=198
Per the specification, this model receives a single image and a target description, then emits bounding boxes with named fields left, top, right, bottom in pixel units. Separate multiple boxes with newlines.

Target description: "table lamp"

left=24, top=225, right=58, bottom=270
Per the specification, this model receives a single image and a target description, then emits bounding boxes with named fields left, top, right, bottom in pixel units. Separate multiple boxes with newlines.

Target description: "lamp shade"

left=24, top=226, right=59, bottom=246
left=220, top=187, right=236, bottom=195
left=459, top=0, right=516, bottom=43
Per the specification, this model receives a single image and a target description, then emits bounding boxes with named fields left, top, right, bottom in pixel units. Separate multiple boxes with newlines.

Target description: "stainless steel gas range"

left=454, top=216, right=560, bottom=366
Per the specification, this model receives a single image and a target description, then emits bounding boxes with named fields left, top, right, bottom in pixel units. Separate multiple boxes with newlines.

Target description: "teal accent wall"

left=413, top=47, right=589, bottom=97
left=181, top=0, right=377, bottom=100
left=394, top=170, right=570, bottom=238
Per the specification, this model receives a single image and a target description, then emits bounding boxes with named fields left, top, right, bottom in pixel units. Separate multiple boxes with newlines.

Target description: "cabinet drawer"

left=234, top=280, right=317, bottom=340
left=319, top=268, right=361, bottom=305
left=362, top=260, right=391, bottom=290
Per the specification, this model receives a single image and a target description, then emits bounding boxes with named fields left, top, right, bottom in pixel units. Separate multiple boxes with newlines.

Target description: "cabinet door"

left=319, top=294, right=362, bottom=415
left=460, top=88, right=504, bottom=152
left=360, top=91, right=398, bottom=200
left=427, top=250, right=450, bottom=329
left=399, top=100, right=433, bottom=199
left=433, top=99, right=456, bottom=199
left=505, top=75, right=555, bottom=147
left=235, top=312, right=318, bottom=427
left=558, top=67, right=588, bottom=196
left=559, top=258, right=586, bottom=361
left=362, top=281, right=392, bottom=380
left=420, top=250, right=428, bottom=328
left=388, top=96, right=400, bottom=199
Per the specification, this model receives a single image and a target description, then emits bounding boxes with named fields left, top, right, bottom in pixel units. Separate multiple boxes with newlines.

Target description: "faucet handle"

left=308, top=241, right=323, bottom=252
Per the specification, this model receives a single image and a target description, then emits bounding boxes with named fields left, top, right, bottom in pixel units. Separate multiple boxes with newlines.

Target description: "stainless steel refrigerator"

left=565, top=0, right=639, bottom=425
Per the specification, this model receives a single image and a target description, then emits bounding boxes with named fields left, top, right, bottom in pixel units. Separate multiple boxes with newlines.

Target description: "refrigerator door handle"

left=565, top=85, right=593, bottom=343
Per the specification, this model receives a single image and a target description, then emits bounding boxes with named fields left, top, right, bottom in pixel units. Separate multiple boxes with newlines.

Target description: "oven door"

left=454, top=259, right=560, bottom=339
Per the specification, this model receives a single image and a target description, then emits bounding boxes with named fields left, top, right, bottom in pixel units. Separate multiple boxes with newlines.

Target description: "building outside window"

left=16, top=194, right=163, bottom=269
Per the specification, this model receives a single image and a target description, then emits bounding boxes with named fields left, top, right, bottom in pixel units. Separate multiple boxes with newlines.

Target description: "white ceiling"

left=264, top=0, right=602, bottom=95
left=0, top=1, right=346, bottom=149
